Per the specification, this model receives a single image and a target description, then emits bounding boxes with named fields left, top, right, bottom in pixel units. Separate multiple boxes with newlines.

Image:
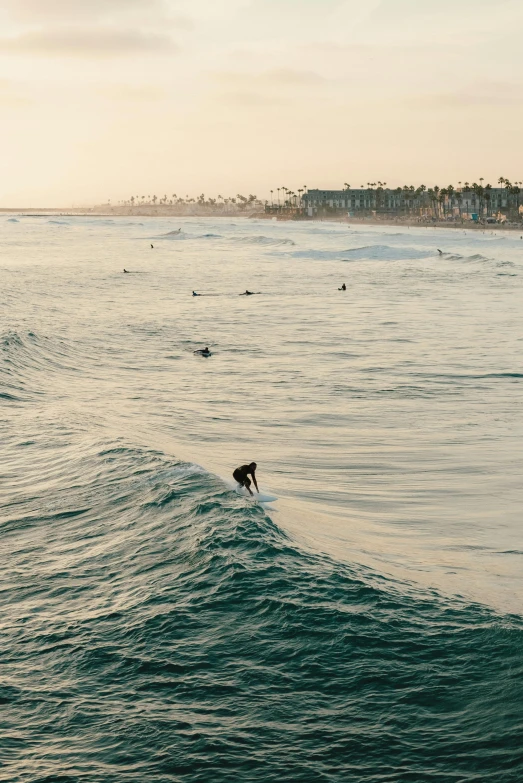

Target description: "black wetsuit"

left=233, top=464, right=256, bottom=489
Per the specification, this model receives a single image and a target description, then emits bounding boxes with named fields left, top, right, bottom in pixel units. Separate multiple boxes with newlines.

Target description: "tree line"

left=271, top=179, right=523, bottom=217
left=114, top=193, right=263, bottom=210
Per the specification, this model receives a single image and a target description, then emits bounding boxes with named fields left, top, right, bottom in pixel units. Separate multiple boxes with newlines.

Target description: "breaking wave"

left=2, top=431, right=522, bottom=782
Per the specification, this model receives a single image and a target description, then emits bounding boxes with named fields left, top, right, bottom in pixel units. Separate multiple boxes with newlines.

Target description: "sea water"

left=1, top=215, right=522, bottom=781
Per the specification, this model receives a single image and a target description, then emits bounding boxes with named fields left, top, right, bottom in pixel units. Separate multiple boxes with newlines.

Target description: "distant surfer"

left=194, top=346, right=211, bottom=357
left=240, top=290, right=255, bottom=296
left=437, top=249, right=443, bottom=255
left=151, top=244, right=154, bottom=249
left=192, top=291, right=201, bottom=296
left=233, top=462, right=259, bottom=496
left=123, top=268, right=129, bottom=273
left=338, top=283, right=346, bottom=291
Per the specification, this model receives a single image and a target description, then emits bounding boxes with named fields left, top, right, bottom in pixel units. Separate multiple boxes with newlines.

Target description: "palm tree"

left=440, top=188, right=448, bottom=218
left=456, top=191, right=463, bottom=219
left=447, top=184, right=455, bottom=216
left=433, top=186, right=440, bottom=218
left=513, top=183, right=521, bottom=215
left=484, top=183, right=492, bottom=217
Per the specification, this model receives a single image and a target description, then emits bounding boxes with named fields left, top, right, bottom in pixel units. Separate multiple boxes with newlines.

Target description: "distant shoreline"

left=1, top=207, right=522, bottom=234
left=298, top=215, right=523, bottom=234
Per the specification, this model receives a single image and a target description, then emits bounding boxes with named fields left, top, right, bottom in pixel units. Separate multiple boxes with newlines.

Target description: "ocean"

left=2, top=214, right=522, bottom=781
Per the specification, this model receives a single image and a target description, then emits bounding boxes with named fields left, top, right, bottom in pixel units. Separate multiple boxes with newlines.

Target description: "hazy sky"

left=0, top=0, right=522, bottom=205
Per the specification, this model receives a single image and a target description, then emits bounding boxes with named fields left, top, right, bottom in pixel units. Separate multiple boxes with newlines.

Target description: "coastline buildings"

left=265, top=183, right=522, bottom=221
left=300, top=187, right=516, bottom=220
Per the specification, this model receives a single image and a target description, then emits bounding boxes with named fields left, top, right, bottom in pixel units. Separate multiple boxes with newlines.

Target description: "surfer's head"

left=249, top=462, right=257, bottom=471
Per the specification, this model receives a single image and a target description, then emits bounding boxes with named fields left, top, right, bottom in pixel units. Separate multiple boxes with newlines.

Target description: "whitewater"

left=1, top=215, right=522, bottom=782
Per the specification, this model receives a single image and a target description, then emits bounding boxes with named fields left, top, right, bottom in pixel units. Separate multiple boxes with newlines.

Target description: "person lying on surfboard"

left=233, top=462, right=259, bottom=496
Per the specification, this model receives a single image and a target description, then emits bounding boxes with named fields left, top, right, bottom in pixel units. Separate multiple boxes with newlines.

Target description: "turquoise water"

left=2, top=216, right=523, bottom=781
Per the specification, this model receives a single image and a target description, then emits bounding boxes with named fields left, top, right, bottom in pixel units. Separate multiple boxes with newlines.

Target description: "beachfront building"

left=456, top=187, right=509, bottom=217
left=300, top=186, right=517, bottom=220
left=302, top=188, right=426, bottom=217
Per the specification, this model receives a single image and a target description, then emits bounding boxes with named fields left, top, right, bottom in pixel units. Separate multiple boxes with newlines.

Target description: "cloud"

left=220, top=91, right=287, bottom=107
left=261, top=69, right=328, bottom=87
left=0, top=79, right=30, bottom=106
left=210, top=68, right=329, bottom=109
left=411, top=82, right=523, bottom=109
left=0, top=27, right=178, bottom=57
left=373, top=0, right=513, bottom=19
left=0, top=0, right=192, bottom=34
left=2, top=0, right=166, bottom=22
left=214, top=68, right=328, bottom=90
left=98, top=84, right=168, bottom=102
left=365, top=0, right=523, bottom=45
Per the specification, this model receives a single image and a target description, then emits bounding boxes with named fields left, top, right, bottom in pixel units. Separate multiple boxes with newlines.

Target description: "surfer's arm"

left=252, top=472, right=259, bottom=492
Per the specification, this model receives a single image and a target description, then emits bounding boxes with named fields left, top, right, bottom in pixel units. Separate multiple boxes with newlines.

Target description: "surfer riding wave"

left=233, top=462, right=259, bottom=496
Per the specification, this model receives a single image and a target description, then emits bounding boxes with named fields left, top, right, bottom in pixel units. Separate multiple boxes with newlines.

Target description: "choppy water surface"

left=2, top=215, right=522, bottom=781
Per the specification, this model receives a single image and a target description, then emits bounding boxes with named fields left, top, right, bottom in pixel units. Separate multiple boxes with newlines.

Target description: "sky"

left=0, top=0, right=522, bottom=205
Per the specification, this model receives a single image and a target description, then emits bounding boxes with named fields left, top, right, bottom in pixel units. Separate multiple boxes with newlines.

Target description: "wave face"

left=3, top=437, right=522, bottom=783
left=2, top=215, right=523, bottom=781
left=290, top=244, right=435, bottom=261
left=229, top=234, right=295, bottom=246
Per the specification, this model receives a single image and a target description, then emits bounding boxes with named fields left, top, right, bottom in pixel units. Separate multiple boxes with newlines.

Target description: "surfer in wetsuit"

left=123, top=269, right=129, bottom=273
left=338, top=283, right=346, bottom=290
left=437, top=249, right=443, bottom=255
left=192, top=291, right=200, bottom=296
left=194, top=346, right=211, bottom=357
left=233, top=462, right=259, bottom=496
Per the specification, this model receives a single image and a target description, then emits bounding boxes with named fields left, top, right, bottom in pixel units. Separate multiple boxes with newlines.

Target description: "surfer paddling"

left=233, top=462, right=259, bottom=496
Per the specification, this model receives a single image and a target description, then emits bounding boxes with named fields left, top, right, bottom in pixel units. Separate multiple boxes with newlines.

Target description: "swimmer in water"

left=123, top=268, right=129, bottom=273
left=194, top=346, right=211, bottom=357
left=240, top=290, right=254, bottom=296
left=233, top=462, right=259, bottom=496
left=338, top=283, right=346, bottom=291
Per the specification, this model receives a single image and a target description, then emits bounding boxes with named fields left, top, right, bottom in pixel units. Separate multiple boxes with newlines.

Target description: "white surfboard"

left=235, top=486, right=278, bottom=503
